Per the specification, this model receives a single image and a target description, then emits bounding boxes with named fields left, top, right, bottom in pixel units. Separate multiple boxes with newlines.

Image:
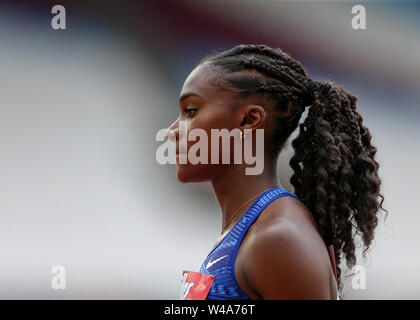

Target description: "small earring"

left=240, top=131, right=243, bottom=140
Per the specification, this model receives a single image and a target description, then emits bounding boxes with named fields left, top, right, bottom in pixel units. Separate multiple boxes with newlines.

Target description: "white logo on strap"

left=206, top=255, right=228, bottom=269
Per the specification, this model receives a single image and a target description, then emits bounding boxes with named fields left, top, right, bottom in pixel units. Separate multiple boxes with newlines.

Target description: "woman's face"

left=167, top=63, right=244, bottom=183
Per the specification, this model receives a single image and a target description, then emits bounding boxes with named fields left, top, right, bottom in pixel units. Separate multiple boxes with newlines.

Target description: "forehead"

left=180, top=63, right=222, bottom=98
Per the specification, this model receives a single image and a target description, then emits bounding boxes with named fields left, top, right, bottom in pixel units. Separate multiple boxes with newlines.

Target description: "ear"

left=239, top=104, right=266, bottom=130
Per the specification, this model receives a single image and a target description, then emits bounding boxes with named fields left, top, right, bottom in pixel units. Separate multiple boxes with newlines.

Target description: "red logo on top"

left=180, top=270, right=215, bottom=300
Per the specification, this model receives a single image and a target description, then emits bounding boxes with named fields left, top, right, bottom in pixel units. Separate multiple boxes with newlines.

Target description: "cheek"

left=176, top=106, right=236, bottom=180
left=195, top=112, right=232, bottom=156
left=197, top=109, right=226, bottom=128
left=195, top=108, right=234, bottom=137
left=184, top=109, right=227, bottom=144
left=176, top=116, right=227, bottom=183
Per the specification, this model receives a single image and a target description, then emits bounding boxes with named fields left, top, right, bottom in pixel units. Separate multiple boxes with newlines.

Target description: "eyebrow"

left=179, top=92, right=202, bottom=103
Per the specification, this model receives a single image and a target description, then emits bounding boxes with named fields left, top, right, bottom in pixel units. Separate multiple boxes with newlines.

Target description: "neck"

left=210, top=156, right=280, bottom=235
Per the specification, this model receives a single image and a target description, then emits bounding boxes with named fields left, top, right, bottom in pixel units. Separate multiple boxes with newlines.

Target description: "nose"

left=166, top=120, right=179, bottom=142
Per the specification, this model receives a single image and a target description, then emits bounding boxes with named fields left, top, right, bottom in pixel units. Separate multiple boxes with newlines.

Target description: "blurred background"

left=0, top=0, right=419, bottom=299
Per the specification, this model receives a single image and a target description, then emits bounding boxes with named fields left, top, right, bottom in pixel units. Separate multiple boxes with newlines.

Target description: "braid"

left=242, top=57, right=307, bottom=90
left=203, top=44, right=312, bottom=156
left=201, top=45, right=387, bottom=296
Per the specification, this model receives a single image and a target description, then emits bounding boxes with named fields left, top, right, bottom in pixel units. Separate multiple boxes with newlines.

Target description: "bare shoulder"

left=237, top=195, right=335, bottom=299
left=252, top=195, right=318, bottom=231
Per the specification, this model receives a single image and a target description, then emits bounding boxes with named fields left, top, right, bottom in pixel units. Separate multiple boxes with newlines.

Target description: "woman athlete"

left=167, top=45, right=386, bottom=300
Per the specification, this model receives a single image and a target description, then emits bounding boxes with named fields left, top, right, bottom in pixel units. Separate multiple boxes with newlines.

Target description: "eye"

left=184, top=107, right=197, bottom=118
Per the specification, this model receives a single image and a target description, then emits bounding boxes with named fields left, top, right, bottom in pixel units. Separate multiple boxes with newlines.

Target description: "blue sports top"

left=199, top=187, right=302, bottom=300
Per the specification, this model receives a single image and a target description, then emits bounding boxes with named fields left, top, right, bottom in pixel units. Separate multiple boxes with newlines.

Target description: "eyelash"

left=184, top=107, right=197, bottom=118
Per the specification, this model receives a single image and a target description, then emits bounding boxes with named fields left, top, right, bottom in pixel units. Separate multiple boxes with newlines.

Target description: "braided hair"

left=200, top=44, right=387, bottom=293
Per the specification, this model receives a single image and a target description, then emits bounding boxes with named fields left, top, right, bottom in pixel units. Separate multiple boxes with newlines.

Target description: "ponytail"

left=290, top=80, right=387, bottom=292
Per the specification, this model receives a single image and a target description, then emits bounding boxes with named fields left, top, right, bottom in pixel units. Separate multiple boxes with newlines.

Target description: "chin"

left=176, top=165, right=211, bottom=183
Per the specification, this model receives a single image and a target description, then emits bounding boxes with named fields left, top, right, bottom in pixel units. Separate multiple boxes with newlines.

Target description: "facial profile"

left=167, top=62, right=268, bottom=183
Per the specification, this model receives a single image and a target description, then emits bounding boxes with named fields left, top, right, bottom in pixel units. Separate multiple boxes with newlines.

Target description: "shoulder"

left=241, top=195, right=332, bottom=299
left=249, top=194, right=319, bottom=238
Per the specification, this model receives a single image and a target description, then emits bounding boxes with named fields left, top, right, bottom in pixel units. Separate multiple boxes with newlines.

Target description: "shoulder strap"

left=328, top=244, right=338, bottom=282
left=229, top=187, right=300, bottom=257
